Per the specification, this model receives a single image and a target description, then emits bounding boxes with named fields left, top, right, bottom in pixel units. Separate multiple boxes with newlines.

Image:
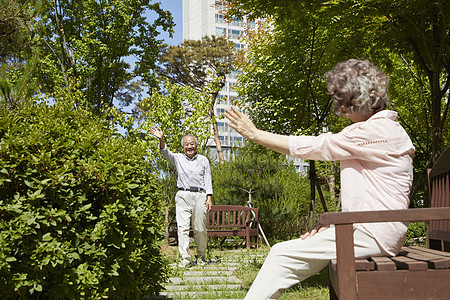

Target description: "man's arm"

left=149, top=127, right=176, bottom=165
left=204, top=158, right=213, bottom=212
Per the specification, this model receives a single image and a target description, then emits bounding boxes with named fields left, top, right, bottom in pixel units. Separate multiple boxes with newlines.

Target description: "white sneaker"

left=178, top=259, right=190, bottom=268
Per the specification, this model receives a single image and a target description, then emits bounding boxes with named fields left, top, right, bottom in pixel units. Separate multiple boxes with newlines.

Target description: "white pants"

left=175, top=190, right=208, bottom=260
left=244, top=225, right=386, bottom=300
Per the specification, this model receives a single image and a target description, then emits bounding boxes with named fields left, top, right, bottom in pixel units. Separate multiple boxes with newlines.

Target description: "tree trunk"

left=211, top=112, right=225, bottom=164
left=164, top=206, right=169, bottom=244
left=209, top=77, right=226, bottom=164
left=431, top=89, right=443, bottom=164
left=309, top=160, right=316, bottom=228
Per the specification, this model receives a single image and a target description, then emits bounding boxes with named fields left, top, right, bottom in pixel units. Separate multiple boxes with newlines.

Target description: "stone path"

left=159, top=250, right=266, bottom=300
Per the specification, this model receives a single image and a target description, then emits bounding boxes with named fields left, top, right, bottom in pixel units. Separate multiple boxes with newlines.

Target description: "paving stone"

left=178, top=270, right=235, bottom=276
left=169, top=276, right=242, bottom=285
left=164, top=284, right=242, bottom=292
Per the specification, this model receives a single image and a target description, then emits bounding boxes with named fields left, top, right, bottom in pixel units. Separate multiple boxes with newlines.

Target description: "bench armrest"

left=319, top=207, right=450, bottom=226
left=319, top=207, right=450, bottom=300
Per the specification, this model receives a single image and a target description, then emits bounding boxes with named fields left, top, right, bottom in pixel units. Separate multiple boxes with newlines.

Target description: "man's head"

left=181, top=134, right=197, bottom=159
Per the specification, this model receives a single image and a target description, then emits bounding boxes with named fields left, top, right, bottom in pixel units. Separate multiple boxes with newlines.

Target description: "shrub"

left=0, top=98, right=167, bottom=298
left=211, top=143, right=333, bottom=243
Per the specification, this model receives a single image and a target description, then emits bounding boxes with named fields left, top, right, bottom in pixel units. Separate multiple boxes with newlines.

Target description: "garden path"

left=159, top=249, right=266, bottom=300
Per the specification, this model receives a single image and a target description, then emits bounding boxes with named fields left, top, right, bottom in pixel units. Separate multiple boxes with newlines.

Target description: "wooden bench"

left=169, top=205, right=260, bottom=249
left=319, top=145, right=450, bottom=300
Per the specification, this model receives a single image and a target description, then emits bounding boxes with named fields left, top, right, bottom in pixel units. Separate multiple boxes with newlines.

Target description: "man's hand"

left=206, top=196, right=212, bottom=212
left=300, top=225, right=330, bottom=240
left=149, top=127, right=166, bottom=149
left=149, top=127, right=163, bottom=140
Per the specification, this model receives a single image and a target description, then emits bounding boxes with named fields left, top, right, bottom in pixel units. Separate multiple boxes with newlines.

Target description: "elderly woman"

left=224, top=59, right=415, bottom=300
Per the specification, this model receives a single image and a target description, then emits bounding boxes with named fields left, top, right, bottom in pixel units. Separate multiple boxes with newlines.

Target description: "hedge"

left=0, top=98, right=168, bottom=299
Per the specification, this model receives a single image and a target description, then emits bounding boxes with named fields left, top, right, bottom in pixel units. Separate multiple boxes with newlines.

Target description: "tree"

left=157, top=35, right=235, bottom=163
left=224, top=0, right=449, bottom=164
left=0, top=0, right=40, bottom=108
left=25, top=0, right=174, bottom=114
left=0, top=0, right=34, bottom=62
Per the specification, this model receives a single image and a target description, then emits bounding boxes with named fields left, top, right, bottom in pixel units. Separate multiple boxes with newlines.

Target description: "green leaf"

left=42, top=232, right=52, bottom=241
left=5, top=257, right=17, bottom=262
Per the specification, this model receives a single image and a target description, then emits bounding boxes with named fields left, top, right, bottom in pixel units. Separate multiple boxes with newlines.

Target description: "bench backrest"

left=207, top=205, right=258, bottom=229
left=428, top=146, right=450, bottom=249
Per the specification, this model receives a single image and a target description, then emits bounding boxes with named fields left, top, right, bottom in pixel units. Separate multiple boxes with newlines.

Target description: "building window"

left=218, top=121, right=228, bottom=132
left=215, top=27, right=225, bottom=37
left=230, top=18, right=244, bottom=27
left=215, top=14, right=225, bottom=24
left=235, top=43, right=244, bottom=51
left=215, top=0, right=225, bottom=11
left=216, top=108, right=226, bottom=116
left=233, top=136, right=243, bottom=146
left=228, top=29, right=242, bottom=40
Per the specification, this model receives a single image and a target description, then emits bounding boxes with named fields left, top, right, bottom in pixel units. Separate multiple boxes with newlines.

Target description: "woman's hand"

left=224, top=106, right=291, bottom=155
left=300, top=225, right=330, bottom=240
left=224, top=106, right=259, bottom=141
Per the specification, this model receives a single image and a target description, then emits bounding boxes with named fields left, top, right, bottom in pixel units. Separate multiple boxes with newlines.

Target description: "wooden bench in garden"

left=169, top=204, right=260, bottom=249
left=319, top=145, right=450, bottom=299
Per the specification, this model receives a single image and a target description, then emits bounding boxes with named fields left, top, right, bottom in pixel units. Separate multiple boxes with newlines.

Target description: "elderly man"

left=150, top=128, right=213, bottom=267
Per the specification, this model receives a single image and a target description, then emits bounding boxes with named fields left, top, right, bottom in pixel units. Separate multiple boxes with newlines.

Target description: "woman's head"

left=326, top=59, right=390, bottom=121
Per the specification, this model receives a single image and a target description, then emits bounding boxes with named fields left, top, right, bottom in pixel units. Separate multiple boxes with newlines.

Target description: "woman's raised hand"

left=224, top=106, right=259, bottom=141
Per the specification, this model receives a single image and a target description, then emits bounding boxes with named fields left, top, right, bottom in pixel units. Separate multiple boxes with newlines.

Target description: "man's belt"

left=178, top=187, right=206, bottom=193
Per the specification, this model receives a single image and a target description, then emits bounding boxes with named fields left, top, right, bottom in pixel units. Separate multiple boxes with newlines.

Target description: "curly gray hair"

left=326, top=59, right=390, bottom=119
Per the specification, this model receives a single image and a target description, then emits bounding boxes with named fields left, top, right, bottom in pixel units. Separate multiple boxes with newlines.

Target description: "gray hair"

left=181, top=134, right=197, bottom=146
left=326, top=59, right=390, bottom=119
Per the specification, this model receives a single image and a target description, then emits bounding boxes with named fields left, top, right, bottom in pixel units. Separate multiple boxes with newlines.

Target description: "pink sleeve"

left=288, top=132, right=360, bottom=161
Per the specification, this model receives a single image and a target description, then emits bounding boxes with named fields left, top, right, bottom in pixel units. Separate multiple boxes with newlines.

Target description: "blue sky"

left=156, top=0, right=183, bottom=45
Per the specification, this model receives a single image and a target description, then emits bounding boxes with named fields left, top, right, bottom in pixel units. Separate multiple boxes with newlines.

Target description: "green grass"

left=161, top=243, right=330, bottom=299
left=228, top=246, right=330, bottom=300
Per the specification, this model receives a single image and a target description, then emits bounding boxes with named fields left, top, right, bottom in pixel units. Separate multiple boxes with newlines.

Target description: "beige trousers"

left=175, top=190, right=208, bottom=260
left=244, top=224, right=386, bottom=300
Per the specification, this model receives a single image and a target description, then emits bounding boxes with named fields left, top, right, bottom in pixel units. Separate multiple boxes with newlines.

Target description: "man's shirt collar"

left=184, top=153, right=198, bottom=161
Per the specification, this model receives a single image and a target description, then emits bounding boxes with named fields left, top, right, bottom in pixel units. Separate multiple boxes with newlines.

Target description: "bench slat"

left=331, top=259, right=375, bottom=272
left=391, top=255, right=428, bottom=271
left=401, top=246, right=450, bottom=269
left=371, top=256, right=396, bottom=271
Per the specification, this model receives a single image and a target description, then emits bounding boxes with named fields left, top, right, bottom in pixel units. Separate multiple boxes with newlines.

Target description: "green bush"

left=0, top=98, right=168, bottom=298
left=211, top=143, right=334, bottom=243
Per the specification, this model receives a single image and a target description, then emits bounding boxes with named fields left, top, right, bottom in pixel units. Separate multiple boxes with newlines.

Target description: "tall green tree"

left=224, top=0, right=449, bottom=164
left=0, top=0, right=39, bottom=107
left=157, top=35, right=235, bottom=163
left=0, top=0, right=34, bottom=62
left=30, top=0, right=174, bottom=114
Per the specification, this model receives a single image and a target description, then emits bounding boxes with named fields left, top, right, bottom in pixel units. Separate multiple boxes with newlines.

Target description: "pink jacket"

left=289, top=110, right=415, bottom=256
